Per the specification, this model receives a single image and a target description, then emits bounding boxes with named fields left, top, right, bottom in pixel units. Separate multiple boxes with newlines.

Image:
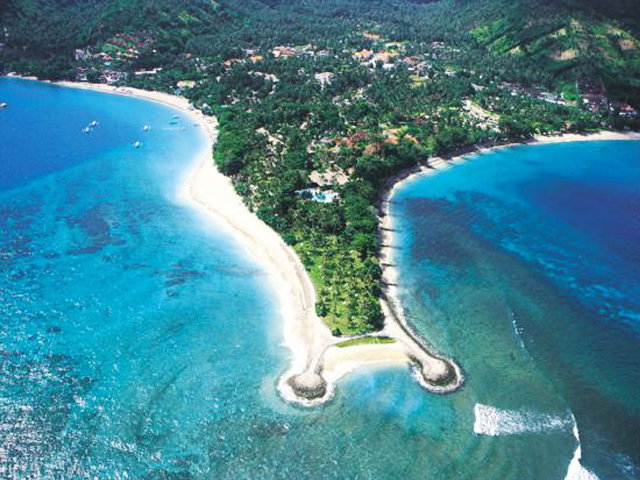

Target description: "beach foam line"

left=474, top=404, right=599, bottom=479
left=473, top=403, right=573, bottom=436
left=566, top=415, right=599, bottom=480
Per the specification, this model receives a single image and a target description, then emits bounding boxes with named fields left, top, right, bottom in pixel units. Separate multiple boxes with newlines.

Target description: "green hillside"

left=456, top=0, right=640, bottom=105
left=1, top=0, right=638, bottom=335
left=3, top=0, right=638, bottom=103
left=2, top=0, right=639, bottom=103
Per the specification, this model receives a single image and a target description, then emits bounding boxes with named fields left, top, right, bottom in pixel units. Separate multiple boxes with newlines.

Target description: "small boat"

left=83, top=127, right=91, bottom=134
left=0, top=103, right=7, bottom=108
left=90, top=120, right=99, bottom=127
left=143, top=125, right=150, bottom=131
left=134, top=141, right=141, bottom=148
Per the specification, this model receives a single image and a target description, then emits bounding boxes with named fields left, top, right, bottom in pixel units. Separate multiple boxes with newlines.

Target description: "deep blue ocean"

left=1, top=77, right=639, bottom=479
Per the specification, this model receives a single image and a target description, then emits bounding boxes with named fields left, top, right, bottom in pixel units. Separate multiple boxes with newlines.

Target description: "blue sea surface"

left=0, top=78, right=287, bottom=477
left=392, top=140, right=640, bottom=479
left=2, top=77, right=639, bottom=479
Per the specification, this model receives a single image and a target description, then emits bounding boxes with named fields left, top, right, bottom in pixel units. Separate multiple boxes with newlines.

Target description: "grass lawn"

left=335, top=336, right=396, bottom=348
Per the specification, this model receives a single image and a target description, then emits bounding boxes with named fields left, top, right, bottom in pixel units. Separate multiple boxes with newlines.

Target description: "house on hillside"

left=223, top=58, right=243, bottom=68
left=272, top=46, right=297, bottom=58
left=309, top=168, right=350, bottom=187
left=353, top=49, right=373, bottom=60
left=177, top=80, right=196, bottom=90
left=102, top=70, right=128, bottom=85
left=611, top=102, right=638, bottom=117
left=363, top=31, right=382, bottom=41
left=134, top=68, right=162, bottom=76
left=582, top=94, right=609, bottom=113
left=372, top=51, right=398, bottom=64
left=578, top=76, right=609, bottom=113
left=314, top=72, right=335, bottom=87
left=74, top=49, right=90, bottom=61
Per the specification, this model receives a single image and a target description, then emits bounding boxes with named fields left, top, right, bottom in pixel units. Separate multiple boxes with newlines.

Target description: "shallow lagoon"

left=1, top=78, right=638, bottom=478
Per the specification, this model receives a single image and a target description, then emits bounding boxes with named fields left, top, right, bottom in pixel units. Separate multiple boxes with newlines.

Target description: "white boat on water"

left=90, top=120, right=99, bottom=127
left=83, top=127, right=91, bottom=134
left=134, top=141, right=141, bottom=148
left=143, top=125, right=150, bottom=131
left=0, top=103, right=7, bottom=108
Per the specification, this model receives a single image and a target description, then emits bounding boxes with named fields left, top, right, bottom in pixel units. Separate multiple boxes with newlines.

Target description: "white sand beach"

left=37, top=79, right=337, bottom=404
left=46, top=80, right=463, bottom=403
left=32, top=77, right=640, bottom=405
left=323, top=343, right=409, bottom=382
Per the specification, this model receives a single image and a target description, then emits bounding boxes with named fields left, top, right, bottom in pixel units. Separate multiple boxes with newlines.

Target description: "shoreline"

left=49, top=79, right=337, bottom=405
left=25, top=77, right=462, bottom=404
left=7, top=76, right=338, bottom=405
left=377, top=130, right=640, bottom=395
left=380, top=130, right=640, bottom=198
left=9, top=76, right=639, bottom=405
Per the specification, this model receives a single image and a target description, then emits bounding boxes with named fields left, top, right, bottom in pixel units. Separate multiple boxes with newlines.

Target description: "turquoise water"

left=2, top=78, right=639, bottom=479
left=392, top=141, right=640, bottom=479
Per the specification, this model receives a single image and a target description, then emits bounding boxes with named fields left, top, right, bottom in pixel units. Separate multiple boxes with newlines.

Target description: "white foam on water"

left=473, top=403, right=572, bottom=436
left=566, top=443, right=598, bottom=480
left=474, top=405, right=600, bottom=478
left=565, top=416, right=599, bottom=480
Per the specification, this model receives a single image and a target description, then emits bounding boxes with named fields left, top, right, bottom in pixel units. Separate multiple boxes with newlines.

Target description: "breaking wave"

left=473, top=403, right=572, bottom=436
left=474, top=405, right=599, bottom=479
left=565, top=415, right=599, bottom=480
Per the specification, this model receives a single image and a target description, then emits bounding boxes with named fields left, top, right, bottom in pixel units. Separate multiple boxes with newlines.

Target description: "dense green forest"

left=2, top=0, right=639, bottom=334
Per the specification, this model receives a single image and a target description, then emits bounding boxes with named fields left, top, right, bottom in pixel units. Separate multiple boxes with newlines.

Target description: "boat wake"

left=474, top=405, right=598, bottom=479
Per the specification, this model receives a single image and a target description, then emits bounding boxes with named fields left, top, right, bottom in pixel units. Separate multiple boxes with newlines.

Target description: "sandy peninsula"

left=22, top=77, right=464, bottom=405
left=17, top=76, right=638, bottom=406
left=44, top=79, right=338, bottom=404
left=15, top=77, right=394, bottom=404
left=178, top=87, right=465, bottom=403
